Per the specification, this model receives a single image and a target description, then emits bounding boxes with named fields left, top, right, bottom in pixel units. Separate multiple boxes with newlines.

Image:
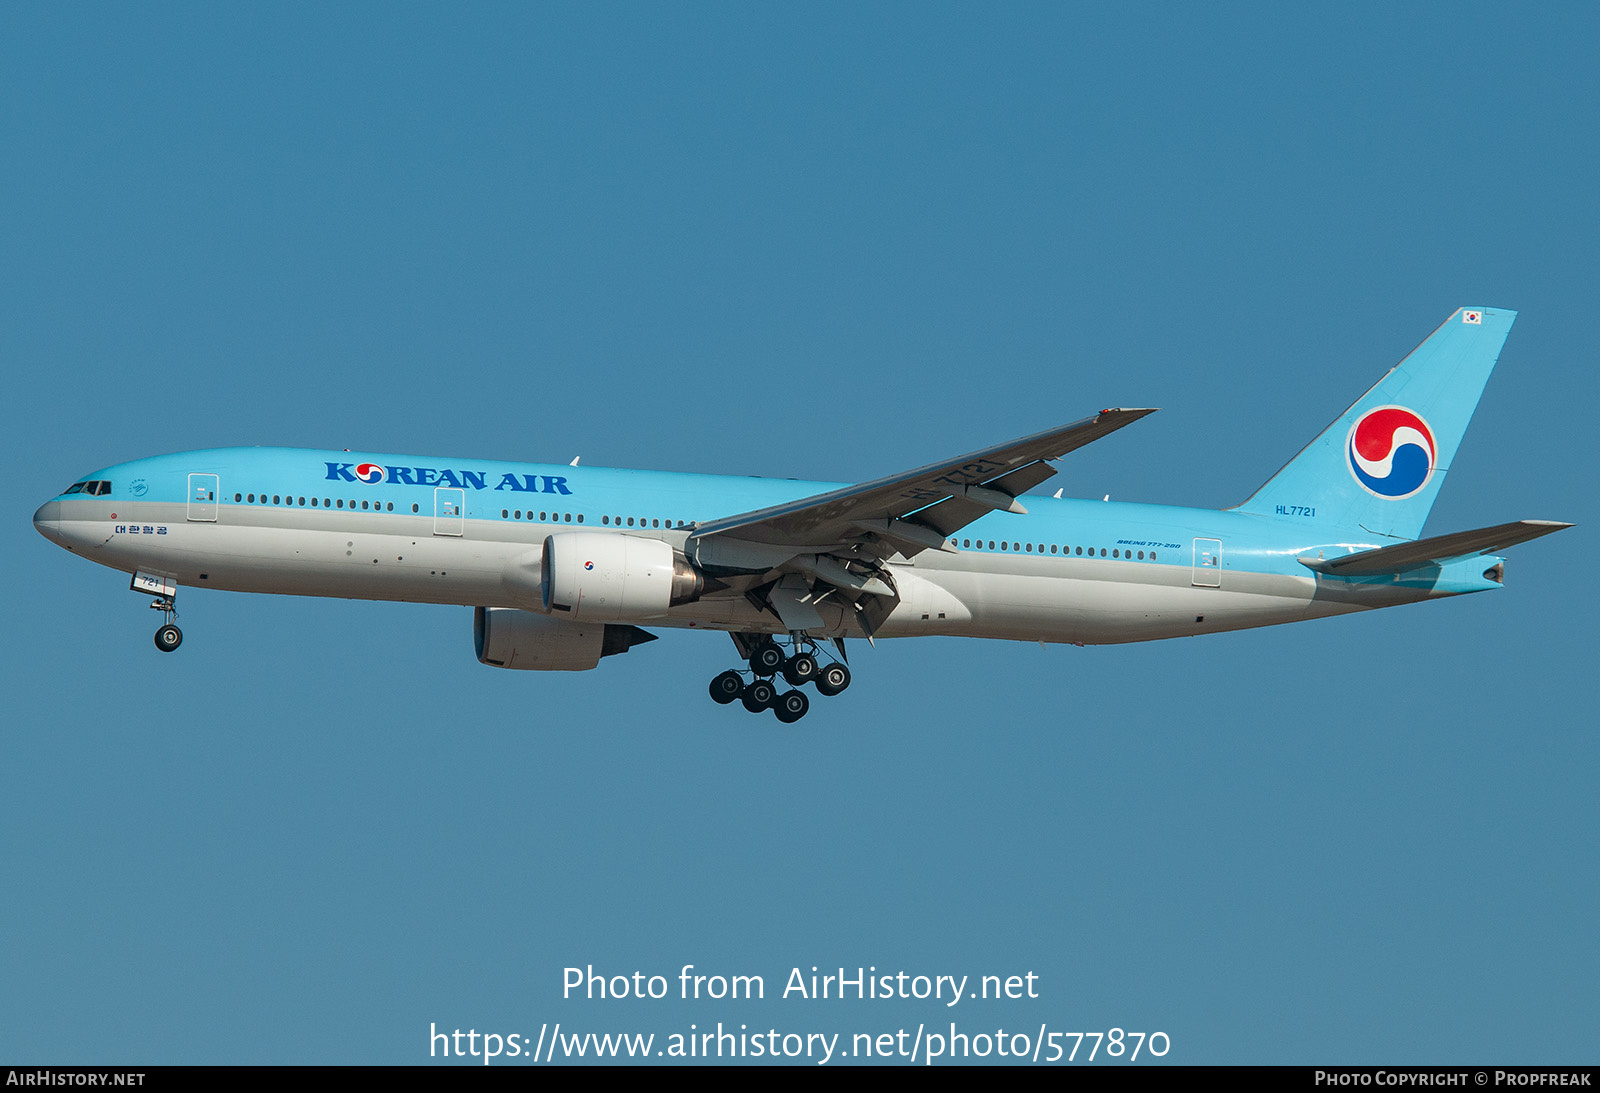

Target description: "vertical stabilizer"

left=1235, top=307, right=1515, bottom=540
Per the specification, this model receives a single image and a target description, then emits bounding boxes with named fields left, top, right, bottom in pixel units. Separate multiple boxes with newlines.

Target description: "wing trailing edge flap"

left=1298, top=519, right=1573, bottom=576
left=687, top=408, right=1157, bottom=574
left=763, top=574, right=828, bottom=632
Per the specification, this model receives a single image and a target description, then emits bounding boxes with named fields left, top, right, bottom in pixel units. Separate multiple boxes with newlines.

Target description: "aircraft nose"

left=33, top=499, right=61, bottom=543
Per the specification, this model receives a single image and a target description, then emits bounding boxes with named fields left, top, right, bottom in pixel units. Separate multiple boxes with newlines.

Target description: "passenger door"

left=434, top=487, right=465, bottom=536
left=187, top=473, right=219, bottom=522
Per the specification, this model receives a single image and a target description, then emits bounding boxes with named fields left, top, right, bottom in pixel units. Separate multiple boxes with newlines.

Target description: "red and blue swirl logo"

left=1347, top=406, right=1436, bottom=499
left=354, top=463, right=385, bottom=484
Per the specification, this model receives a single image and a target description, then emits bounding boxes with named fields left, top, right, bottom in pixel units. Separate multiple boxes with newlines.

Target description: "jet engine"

left=540, top=532, right=705, bottom=622
left=473, top=607, right=656, bottom=671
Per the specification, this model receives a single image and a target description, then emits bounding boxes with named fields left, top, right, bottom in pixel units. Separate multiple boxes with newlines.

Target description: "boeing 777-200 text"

left=33, top=308, right=1571, bottom=722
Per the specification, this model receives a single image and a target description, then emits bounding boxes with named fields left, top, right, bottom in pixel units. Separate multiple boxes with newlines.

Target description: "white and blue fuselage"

left=32, top=444, right=1501, bottom=645
left=30, top=309, right=1568, bottom=708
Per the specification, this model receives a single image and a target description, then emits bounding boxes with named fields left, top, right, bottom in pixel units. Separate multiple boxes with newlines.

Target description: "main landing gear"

left=708, top=635, right=851, bottom=723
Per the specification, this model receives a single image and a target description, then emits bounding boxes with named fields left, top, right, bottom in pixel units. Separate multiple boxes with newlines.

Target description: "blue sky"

left=4, top=3, right=1594, bottom=1065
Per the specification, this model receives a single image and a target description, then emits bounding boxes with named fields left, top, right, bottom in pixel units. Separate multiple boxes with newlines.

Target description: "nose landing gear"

left=154, top=619, right=183, bottom=651
left=132, top=573, right=184, bottom=653
left=708, top=634, right=850, bottom=722
left=150, top=596, right=182, bottom=652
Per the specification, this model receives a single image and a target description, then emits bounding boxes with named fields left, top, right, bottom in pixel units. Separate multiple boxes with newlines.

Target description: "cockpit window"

left=63, top=482, right=86, bottom=495
left=90, top=481, right=111, bottom=495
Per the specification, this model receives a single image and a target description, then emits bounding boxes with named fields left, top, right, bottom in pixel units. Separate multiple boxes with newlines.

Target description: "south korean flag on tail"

left=1463, top=310, right=1482, bottom=324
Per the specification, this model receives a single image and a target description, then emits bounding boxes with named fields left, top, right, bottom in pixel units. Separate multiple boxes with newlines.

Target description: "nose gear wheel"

left=148, top=594, right=183, bottom=654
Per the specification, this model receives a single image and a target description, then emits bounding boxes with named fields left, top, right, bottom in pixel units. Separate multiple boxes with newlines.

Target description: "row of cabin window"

left=235, top=492, right=419, bottom=513
left=229, top=493, right=595, bottom=524
left=500, top=510, right=584, bottom=523
left=601, top=515, right=685, bottom=529
left=501, top=511, right=688, bottom=528
left=960, top=538, right=1158, bottom=561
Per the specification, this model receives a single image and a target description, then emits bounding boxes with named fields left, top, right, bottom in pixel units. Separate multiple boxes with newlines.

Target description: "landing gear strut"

left=707, top=634, right=850, bottom=722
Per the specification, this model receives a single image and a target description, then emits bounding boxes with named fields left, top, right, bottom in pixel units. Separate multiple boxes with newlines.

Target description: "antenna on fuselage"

left=569, top=456, right=580, bottom=466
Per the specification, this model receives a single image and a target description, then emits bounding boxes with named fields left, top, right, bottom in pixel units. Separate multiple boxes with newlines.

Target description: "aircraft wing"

left=687, top=408, right=1155, bottom=566
left=1298, top=519, right=1573, bottom=576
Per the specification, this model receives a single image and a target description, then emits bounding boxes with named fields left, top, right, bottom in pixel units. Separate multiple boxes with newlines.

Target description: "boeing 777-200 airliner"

left=33, top=308, right=1570, bottom=722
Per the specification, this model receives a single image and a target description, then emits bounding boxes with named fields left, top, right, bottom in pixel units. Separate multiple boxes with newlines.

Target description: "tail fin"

left=1235, top=307, right=1516, bottom=539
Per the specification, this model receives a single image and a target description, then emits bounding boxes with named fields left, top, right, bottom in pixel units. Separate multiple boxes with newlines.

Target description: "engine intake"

left=540, top=532, right=705, bottom=622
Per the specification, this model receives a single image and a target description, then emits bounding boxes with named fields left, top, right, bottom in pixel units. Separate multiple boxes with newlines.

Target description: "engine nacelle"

left=473, top=607, right=656, bottom=671
left=540, top=532, right=705, bottom=622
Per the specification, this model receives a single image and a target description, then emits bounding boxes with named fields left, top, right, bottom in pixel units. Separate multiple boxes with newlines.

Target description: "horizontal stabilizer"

left=1299, top=520, right=1573, bottom=576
